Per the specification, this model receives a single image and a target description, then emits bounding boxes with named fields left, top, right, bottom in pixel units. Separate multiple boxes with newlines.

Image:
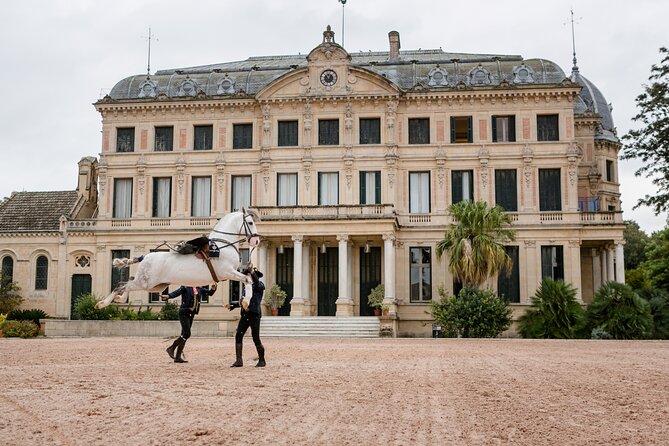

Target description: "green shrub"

left=73, top=293, right=120, bottom=320
left=0, top=277, right=23, bottom=314
left=431, top=287, right=512, bottom=338
left=590, top=327, right=613, bottom=340
left=583, top=282, right=654, bottom=340
left=625, top=268, right=650, bottom=290
left=517, top=278, right=584, bottom=339
left=1, top=320, right=39, bottom=338
left=136, top=306, right=159, bottom=321
left=636, top=288, right=669, bottom=339
left=158, top=302, right=179, bottom=320
left=7, top=308, right=49, bottom=326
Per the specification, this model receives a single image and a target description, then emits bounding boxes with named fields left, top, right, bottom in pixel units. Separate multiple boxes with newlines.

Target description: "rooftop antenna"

left=338, top=0, right=347, bottom=47
left=143, top=26, right=158, bottom=76
left=566, top=9, right=582, bottom=74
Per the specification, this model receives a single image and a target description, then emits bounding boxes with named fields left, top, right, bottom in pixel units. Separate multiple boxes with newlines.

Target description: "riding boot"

left=166, top=337, right=181, bottom=360
left=255, top=344, right=266, bottom=367
left=231, top=343, right=243, bottom=367
left=174, top=338, right=188, bottom=363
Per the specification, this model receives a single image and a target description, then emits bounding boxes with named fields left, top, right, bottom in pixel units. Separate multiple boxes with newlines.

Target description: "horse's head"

left=240, top=207, right=261, bottom=247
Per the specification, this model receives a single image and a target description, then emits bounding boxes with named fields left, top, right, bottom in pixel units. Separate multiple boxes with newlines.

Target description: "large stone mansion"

left=0, top=27, right=624, bottom=336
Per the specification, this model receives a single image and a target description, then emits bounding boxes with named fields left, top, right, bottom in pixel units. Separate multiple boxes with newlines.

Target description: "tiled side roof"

left=0, top=191, right=78, bottom=232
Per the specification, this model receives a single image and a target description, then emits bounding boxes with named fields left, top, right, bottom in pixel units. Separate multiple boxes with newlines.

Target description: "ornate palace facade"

left=0, top=27, right=624, bottom=335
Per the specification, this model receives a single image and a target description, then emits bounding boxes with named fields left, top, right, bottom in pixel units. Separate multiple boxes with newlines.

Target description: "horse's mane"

left=245, top=207, right=261, bottom=222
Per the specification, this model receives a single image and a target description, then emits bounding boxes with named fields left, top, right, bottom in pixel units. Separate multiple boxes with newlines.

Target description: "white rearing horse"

left=95, top=208, right=261, bottom=309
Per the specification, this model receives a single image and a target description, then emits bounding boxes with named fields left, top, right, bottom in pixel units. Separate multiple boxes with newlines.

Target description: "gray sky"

left=1, top=0, right=667, bottom=233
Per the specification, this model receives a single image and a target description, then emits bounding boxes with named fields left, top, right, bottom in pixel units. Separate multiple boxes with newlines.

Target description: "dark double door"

left=317, top=248, right=338, bottom=316
left=275, top=248, right=294, bottom=316
left=70, top=274, right=92, bottom=319
left=359, top=247, right=382, bottom=316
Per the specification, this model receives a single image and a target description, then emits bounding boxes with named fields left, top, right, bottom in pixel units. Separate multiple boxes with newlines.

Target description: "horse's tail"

left=113, top=256, right=143, bottom=269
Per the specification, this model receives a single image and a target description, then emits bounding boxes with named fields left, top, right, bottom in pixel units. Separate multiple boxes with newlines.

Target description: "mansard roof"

left=0, top=191, right=78, bottom=232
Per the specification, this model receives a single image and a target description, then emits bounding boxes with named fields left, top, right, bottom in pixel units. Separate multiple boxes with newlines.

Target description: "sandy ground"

left=0, top=337, right=668, bottom=446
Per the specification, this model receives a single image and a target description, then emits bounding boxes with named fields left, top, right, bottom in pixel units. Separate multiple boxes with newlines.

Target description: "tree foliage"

left=430, top=286, right=512, bottom=338
left=517, top=278, right=584, bottom=339
left=583, top=282, right=654, bottom=340
left=436, top=200, right=515, bottom=288
left=623, top=220, right=650, bottom=269
left=640, top=227, right=669, bottom=292
left=0, top=275, right=23, bottom=314
left=621, top=47, right=669, bottom=214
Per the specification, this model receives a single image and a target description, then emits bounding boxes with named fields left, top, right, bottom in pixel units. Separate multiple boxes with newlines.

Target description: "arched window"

left=35, top=255, right=48, bottom=290
left=1, top=256, right=13, bottom=283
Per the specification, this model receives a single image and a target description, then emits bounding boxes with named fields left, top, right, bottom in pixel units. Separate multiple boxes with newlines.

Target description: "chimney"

left=388, top=31, right=400, bottom=61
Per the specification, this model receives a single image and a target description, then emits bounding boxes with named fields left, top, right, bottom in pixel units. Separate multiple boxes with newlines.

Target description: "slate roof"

left=0, top=191, right=78, bottom=232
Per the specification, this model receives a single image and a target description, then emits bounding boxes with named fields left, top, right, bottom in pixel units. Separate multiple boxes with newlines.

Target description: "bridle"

left=209, top=210, right=260, bottom=260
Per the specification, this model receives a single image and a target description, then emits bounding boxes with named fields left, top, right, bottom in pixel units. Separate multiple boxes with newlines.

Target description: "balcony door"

left=317, top=247, right=338, bottom=316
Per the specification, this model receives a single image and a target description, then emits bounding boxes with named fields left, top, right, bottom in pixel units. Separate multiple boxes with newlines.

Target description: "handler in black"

left=162, top=284, right=217, bottom=363
left=226, top=262, right=266, bottom=367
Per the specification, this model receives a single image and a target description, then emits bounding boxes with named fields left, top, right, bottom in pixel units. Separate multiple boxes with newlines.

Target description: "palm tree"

left=436, top=200, right=516, bottom=289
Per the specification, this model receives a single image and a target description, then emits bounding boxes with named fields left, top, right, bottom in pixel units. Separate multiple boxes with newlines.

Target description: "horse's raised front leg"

left=96, top=287, right=122, bottom=309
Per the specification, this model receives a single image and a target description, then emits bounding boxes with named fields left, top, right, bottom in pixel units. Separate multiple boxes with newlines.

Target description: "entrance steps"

left=260, top=316, right=380, bottom=337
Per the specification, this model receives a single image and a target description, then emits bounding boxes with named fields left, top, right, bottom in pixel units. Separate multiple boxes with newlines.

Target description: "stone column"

left=600, top=248, right=608, bottom=284
left=615, top=242, right=625, bottom=284
left=592, top=248, right=602, bottom=293
left=383, top=233, right=396, bottom=311
left=290, top=235, right=306, bottom=316
left=569, top=241, right=583, bottom=302
left=606, top=246, right=615, bottom=284
left=336, top=234, right=353, bottom=316
left=523, top=240, right=537, bottom=304
left=302, top=242, right=311, bottom=315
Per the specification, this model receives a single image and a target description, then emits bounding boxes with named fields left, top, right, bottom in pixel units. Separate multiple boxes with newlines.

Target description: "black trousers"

left=179, top=308, right=195, bottom=340
left=235, top=311, right=262, bottom=346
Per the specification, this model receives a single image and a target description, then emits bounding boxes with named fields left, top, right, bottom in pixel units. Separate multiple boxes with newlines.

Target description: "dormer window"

left=427, top=67, right=448, bottom=87
left=469, top=66, right=492, bottom=85
left=512, top=64, right=535, bottom=84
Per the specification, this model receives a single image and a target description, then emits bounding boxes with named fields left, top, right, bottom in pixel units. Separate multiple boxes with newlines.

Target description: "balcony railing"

left=255, top=204, right=396, bottom=221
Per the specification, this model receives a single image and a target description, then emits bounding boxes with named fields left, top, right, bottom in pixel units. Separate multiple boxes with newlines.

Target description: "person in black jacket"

left=226, top=262, right=266, bottom=367
left=162, top=284, right=217, bottom=363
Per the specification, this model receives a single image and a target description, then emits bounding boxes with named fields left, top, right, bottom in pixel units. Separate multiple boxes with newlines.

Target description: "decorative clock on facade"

left=320, top=69, right=337, bottom=87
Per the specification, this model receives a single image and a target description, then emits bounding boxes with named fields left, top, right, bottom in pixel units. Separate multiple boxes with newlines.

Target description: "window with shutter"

left=116, top=128, right=135, bottom=152
left=450, top=116, right=473, bottom=143
left=495, top=169, right=517, bottom=211
left=359, top=118, right=381, bottom=144
left=492, top=116, right=516, bottom=142
left=408, top=118, right=430, bottom=144
left=541, top=245, right=564, bottom=280
left=278, top=120, right=298, bottom=147
left=232, top=124, right=253, bottom=149
left=539, top=168, right=561, bottom=211
left=498, top=246, right=520, bottom=303
left=537, top=114, right=559, bottom=141
left=318, top=120, right=339, bottom=145
left=154, top=126, right=173, bottom=151
left=451, top=170, right=474, bottom=204
left=194, top=125, right=213, bottom=150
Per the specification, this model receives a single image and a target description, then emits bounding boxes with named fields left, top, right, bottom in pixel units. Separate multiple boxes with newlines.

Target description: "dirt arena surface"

left=1, top=337, right=668, bottom=446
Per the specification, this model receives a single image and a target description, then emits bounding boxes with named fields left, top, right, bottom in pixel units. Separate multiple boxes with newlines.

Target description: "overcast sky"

left=1, top=0, right=667, bottom=233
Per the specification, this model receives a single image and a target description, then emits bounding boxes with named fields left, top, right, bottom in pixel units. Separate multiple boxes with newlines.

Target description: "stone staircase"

left=260, top=316, right=380, bottom=337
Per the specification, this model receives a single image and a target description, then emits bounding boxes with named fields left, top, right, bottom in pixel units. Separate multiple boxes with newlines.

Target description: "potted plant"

left=367, top=284, right=384, bottom=316
left=265, top=283, right=287, bottom=316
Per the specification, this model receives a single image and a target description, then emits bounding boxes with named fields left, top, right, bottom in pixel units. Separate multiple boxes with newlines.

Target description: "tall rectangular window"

left=410, top=247, right=432, bottom=302
left=318, top=119, right=339, bottom=145
left=277, top=173, right=298, bottom=206
left=450, top=116, right=473, bottom=143
left=498, top=246, right=520, bottom=303
left=606, top=160, right=614, bottom=182
left=541, top=245, right=564, bottom=281
left=409, top=172, right=430, bottom=213
left=113, top=178, right=133, bottom=218
left=191, top=176, right=211, bottom=217
left=408, top=118, right=430, bottom=144
left=231, top=175, right=252, bottom=211
left=152, top=177, right=172, bottom=218
left=278, top=120, right=298, bottom=147
left=111, top=250, right=130, bottom=292
left=492, top=115, right=516, bottom=142
left=495, top=169, right=517, bottom=211
left=233, top=124, right=253, bottom=149
left=451, top=170, right=474, bottom=204
left=359, top=118, right=381, bottom=144
left=539, top=168, right=562, bottom=211
left=537, top=114, right=559, bottom=141
left=318, top=172, right=339, bottom=205
left=2, top=256, right=14, bottom=283
left=194, top=125, right=213, bottom=150
left=360, top=171, right=381, bottom=205
left=116, top=128, right=135, bottom=152
left=35, top=255, right=48, bottom=290
left=154, top=126, right=173, bottom=151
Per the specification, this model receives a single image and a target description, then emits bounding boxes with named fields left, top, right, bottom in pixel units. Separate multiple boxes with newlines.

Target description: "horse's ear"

left=241, top=206, right=246, bottom=214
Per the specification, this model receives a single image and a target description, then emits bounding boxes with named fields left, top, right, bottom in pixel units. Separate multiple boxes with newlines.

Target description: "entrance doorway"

left=71, top=274, right=92, bottom=319
left=360, top=247, right=382, bottom=316
left=317, top=247, right=338, bottom=316
left=275, top=248, right=294, bottom=316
